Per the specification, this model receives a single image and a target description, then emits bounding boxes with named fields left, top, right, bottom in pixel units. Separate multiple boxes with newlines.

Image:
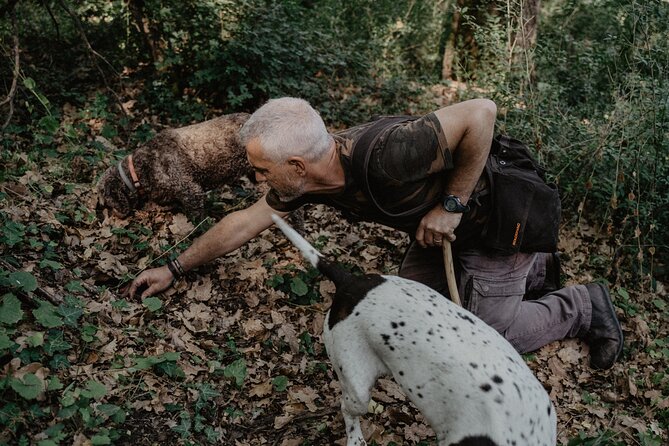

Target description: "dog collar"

left=117, top=155, right=143, bottom=196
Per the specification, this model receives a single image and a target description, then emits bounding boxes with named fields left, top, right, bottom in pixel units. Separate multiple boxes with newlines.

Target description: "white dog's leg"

left=339, top=380, right=369, bottom=446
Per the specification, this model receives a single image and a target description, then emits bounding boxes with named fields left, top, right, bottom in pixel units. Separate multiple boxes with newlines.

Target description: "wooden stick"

left=442, top=241, right=461, bottom=306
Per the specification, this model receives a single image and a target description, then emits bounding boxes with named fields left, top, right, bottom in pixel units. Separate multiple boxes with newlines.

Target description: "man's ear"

left=287, top=157, right=307, bottom=176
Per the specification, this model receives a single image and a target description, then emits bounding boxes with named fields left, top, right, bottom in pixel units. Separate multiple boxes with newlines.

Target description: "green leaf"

left=47, top=376, right=63, bottom=391
left=65, top=280, right=86, bottom=293
left=142, top=297, right=162, bottom=312
left=39, top=259, right=63, bottom=271
left=223, top=358, right=247, bottom=388
left=10, top=374, right=44, bottom=400
left=155, top=361, right=185, bottom=378
left=81, top=380, right=107, bottom=400
left=44, top=330, right=72, bottom=355
left=33, top=301, right=64, bottom=328
left=132, top=352, right=180, bottom=370
left=111, top=299, right=129, bottom=309
left=57, top=304, right=83, bottom=327
left=1, top=220, right=25, bottom=247
left=91, top=434, right=111, bottom=445
left=195, top=383, right=221, bottom=411
left=171, top=411, right=192, bottom=438
left=272, top=375, right=289, bottom=392
left=81, top=324, right=98, bottom=342
left=0, top=293, right=24, bottom=325
left=0, top=332, right=13, bottom=350
left=61, top=390, right=77, bottom=407
left=290, top=276, right=308, bottom=296
left=97, top=404, right=121, bottom=417
left=161, top=351, right=180, bottom=361
left=8, top=271, right=38, bottom=293
left=39, top=115, right=60, bottom=135
left=23, top=77, right=36, bottom=90
left=133, top=356, right=161, bottom=370
left=36, top=423, right=66, bottom=445
left=26, top=331, right=44, bottom=347
left=198, top=383, right=221, bottom=402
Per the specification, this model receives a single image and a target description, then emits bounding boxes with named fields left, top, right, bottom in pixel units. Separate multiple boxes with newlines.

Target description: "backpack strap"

left=350, top=116, right=419, bottom=218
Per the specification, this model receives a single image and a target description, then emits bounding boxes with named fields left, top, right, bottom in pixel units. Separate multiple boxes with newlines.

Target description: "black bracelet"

left=173, top=258, right=185, bottom=276
left=166, top=259, right=181, bottom=280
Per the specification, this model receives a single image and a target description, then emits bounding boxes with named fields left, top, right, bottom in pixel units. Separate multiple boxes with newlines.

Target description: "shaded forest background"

left=0, top=0, right=668, bottom=445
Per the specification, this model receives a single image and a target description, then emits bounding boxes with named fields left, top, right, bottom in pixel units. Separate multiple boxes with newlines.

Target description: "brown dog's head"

left=96, top=164, right=141, bottom=217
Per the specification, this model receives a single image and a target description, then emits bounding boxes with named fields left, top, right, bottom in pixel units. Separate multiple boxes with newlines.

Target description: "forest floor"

left=1, top=98, right=667, bottom=446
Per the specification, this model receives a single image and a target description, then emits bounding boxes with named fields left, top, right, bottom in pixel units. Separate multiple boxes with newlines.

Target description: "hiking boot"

left=581, top=283, right=623, bottom=370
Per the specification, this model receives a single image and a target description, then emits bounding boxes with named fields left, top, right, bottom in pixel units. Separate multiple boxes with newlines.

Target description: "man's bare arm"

left=129, top=195, right=287, bottom=298
left=416, top=99, right=496, bottom=247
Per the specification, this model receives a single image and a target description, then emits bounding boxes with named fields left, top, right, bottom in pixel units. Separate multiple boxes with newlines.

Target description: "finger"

left=415, top=226, right=426, bottom=248
left=128, top=281, right=139, bottom=299
left=129, top=276, right=147, bottom=299
left=432, top=230, right=445, bottom=245
left=445, top=232, right=456, bottom=242
left=141, top=283, right=161, bottom=300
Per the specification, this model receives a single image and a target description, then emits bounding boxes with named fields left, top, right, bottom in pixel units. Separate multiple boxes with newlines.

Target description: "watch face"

left=445, top=197, right=458, bottom=211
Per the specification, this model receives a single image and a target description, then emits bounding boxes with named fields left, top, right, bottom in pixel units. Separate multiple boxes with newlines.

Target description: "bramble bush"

left=456, top=0, right=668, bottom=285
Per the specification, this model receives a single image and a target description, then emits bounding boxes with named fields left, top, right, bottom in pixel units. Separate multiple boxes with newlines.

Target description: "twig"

left=0, top=259, right=63, bottom=305
left=56, top=0, right=128, bottom=117
left=247, top=406, right=339, bottom=435
left=1, top=5, right=19, bottom=130
left=42, top=0, right=61, bottom=39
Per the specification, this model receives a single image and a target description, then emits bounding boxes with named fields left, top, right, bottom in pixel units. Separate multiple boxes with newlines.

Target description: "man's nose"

left=255, top=172, right=266, bottom=182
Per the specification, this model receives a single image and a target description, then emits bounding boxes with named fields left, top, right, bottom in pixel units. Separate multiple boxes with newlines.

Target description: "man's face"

left=246, top=138, right=306, bottom=202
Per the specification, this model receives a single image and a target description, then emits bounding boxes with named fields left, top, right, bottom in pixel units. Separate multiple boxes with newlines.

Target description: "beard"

left=272, top=172, right=306, bottom=203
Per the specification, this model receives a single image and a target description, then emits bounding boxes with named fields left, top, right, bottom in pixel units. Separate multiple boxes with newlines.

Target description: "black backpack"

left=481, top=135, right=561, bottom=253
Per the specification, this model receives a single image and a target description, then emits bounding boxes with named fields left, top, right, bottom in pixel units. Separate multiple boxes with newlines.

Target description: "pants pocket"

left=466, top=275, right=525, bottom=334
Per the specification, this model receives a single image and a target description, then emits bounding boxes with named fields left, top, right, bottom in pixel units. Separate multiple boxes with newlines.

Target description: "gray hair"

left=239, top=97, right=332, bottom=162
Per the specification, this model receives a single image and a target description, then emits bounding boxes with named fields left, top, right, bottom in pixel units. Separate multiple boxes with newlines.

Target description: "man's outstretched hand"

left=128, top=266, right=173, bottom=299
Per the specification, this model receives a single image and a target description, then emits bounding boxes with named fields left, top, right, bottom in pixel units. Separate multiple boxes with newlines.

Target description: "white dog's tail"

left=271, top=214, right=351, bottom=287
left=271, top=214, right=322, bottom=268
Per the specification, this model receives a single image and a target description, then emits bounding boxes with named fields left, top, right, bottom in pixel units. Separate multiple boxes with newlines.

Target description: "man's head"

left=240, top=97, right=332, bottom=201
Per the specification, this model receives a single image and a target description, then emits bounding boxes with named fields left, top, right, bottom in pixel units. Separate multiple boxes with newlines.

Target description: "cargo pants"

left=398, top=242, right=593, bottom=353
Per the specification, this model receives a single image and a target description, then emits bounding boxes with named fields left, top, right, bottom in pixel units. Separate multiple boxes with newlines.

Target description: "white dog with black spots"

left=271, top=215, right=557, bottom=446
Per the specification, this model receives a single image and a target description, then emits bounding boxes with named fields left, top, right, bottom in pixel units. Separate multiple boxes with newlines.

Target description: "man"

left=129, top=97, right=623, bottom=370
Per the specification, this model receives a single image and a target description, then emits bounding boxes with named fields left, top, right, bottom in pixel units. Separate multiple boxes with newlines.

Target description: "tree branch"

left=0, top=259, right=63, bottom=305
left=1, top=5, right=19, bottom=130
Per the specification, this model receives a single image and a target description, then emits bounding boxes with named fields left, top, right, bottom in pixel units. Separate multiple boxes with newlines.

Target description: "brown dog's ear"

left=97, top=166, right=134, bottom=217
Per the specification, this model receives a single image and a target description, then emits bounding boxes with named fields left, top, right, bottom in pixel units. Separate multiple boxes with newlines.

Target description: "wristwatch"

left=443, top=195, right=470, bottom=213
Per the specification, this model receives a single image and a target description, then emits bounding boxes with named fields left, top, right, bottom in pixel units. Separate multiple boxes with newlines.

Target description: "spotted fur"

left=97, top=113, right=252, bottom=219
left=272, top=215, right=557, bottom=446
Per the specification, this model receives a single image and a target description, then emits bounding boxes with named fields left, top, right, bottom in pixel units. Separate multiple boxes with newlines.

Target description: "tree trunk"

left=511, top=0, right=540, bottom=85
left=441, top=0, right=464, bottom=80
left=441, top=0, right=487, bottom=80
left=126, top=0, right=160, bottom=64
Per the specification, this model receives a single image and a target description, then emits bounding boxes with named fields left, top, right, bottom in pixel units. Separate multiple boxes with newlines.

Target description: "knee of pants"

left=465, top=275, right=526, bottom=334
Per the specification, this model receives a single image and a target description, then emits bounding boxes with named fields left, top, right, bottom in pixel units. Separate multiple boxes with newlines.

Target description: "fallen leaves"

left=2, top=153, right=668, bottom=446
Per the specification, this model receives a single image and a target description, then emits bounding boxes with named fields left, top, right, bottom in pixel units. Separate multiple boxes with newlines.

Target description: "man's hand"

left=128, top=266, right=173, bottom=299
left=415, top=204, right=463, bottom=248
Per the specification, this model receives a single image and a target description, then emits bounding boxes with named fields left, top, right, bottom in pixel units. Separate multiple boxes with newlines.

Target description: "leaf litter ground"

left=0, top=149, right=667, bottom=446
